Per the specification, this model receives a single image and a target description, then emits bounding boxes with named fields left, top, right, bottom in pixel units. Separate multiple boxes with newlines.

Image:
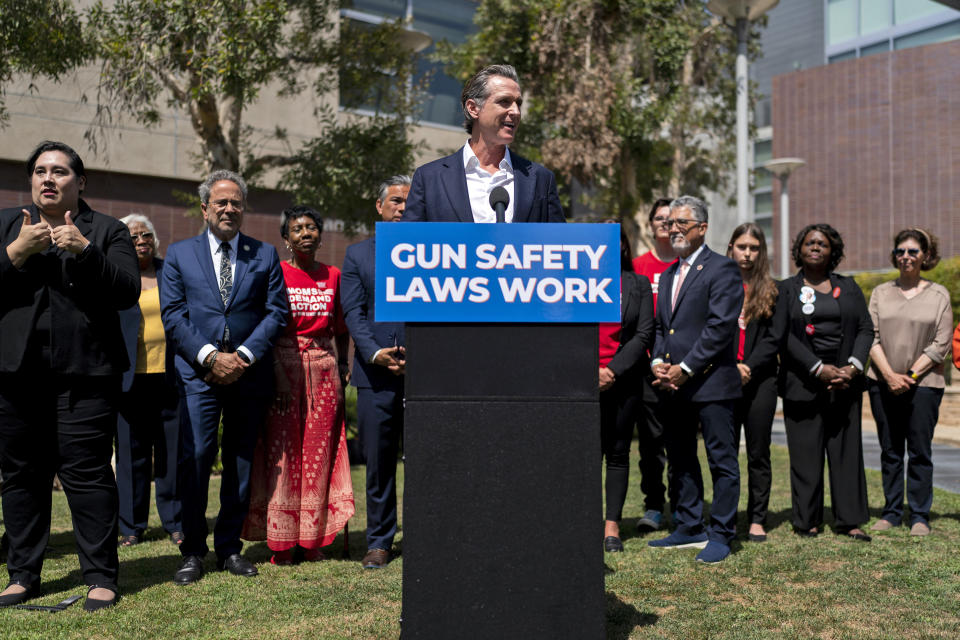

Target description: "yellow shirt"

left=136, top=287, right=166, bottom=374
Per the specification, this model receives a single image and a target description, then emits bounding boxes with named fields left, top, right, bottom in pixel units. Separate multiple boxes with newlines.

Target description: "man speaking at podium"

left=404, top=64, right=565, bottom=224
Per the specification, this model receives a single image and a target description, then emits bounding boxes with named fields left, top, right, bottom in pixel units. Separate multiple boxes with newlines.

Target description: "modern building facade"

left=751, top=0, right=959, bottom=272
left=0, top=1, right=473, bottom=266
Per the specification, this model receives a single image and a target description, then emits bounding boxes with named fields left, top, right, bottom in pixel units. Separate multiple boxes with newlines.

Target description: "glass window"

left=894, top=0, right=953, bottom=25
left=412, top=0, right=477, bottom=127
left=753, top=139, right=772, bottom=190
left=861, top=0, right=891, bottom=36
left=861, top=40, right=891, bottom=56
left=755, top=215, right=773, bottom=250
left=828, top=0, right=859, bottom=45
left=348, top=0, right=407, bottom=18
left=894, top=18, right=960, bottom=49
left=754, top=191, right=773, bottom=216
left=828, top=50, right=857, bottom=63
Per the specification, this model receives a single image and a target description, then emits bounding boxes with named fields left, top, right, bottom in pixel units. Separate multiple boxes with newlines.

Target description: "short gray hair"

left=198, top=169, right=248, bottom=205
left=120, top=213, right=160, bottom=253
left=461, top=64, right=520, bottom=134
left=670, top=195, right=708, bottom=223
left=377, top=175, right=412, bottom=203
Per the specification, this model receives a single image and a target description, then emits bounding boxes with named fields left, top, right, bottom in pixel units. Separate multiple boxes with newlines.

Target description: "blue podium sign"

left=375, top=222, right=620, bottom=323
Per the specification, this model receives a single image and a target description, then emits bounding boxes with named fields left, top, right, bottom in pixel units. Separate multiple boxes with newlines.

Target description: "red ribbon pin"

left=805, top=324, right=815, bottom=336
left=832, top=286, right=841, bottom=299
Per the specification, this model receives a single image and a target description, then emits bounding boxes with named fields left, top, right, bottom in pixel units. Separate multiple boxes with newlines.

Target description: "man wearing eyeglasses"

left=159, top=170, right=287, bottom=585
left=631, top=198, right=679, bottom=534
left=647, top=195, right=743, bottom=564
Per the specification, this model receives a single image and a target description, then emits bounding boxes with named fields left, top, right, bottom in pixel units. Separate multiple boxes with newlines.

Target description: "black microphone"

left=489, top=186, right=509, bottom=223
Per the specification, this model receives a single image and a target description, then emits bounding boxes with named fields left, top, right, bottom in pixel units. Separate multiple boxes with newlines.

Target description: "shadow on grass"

left=605, top=591, right=657, bottom=639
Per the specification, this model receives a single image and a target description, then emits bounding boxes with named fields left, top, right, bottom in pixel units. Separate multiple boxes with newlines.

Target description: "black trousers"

left=867, top=380, right=942, bottom=527
left=116, top=373, right=182, bottom=537
left=599, top=383, right=642, bottom=522
left=0, top=372, right=120, bottom=590
left=357, top=386, right=404, bottom=551
left=783, top=388, right=868, bottom=531
left=636, top=378, right=671, bottom=513
left=733, top=374, right=777, bottom=525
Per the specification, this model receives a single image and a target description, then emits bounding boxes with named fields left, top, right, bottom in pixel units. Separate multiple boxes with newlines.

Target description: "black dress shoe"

left=795, top=527, right=819, bottom=538
left=0, top=581, right=41, bottom=607
left=603, top=536, right=624, bottom=553
left=173, top=555, right=205, bottom=585
left=83, top=585, right=119, bottom=612
left=217, top=554, right=258, bottom=577
left=841, top=531, right=872, bottom=542
left=603, top=536, right=623, bottom=553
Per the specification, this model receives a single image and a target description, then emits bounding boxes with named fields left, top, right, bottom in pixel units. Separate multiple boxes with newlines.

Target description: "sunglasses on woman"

left=893, top=248, right=920, bottom=257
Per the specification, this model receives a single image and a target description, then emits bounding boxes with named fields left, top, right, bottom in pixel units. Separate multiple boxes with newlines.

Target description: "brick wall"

left=0, top=161, right=368, bottom=270
left=772, top=39, right=960, bottom=271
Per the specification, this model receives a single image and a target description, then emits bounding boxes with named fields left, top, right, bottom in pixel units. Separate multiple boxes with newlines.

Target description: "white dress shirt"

left=463, top=142, right=515, bottom=223
left=196, top=230, right=255, bottom=365
left=670, top=243, right=706, bottom=376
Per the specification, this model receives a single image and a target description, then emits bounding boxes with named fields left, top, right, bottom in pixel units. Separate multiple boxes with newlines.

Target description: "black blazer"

left=606, top=271, right=654, bottom=382
left=0, top=201, right=140, bottom=375
left=774, top=271, right=873, bottom=401
left=741, top=303, right=780, bottom=381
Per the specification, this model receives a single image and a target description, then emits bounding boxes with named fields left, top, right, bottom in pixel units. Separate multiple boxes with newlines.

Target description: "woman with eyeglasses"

left=242, top=206, right=354, bottom=564
left=773, top=223, right=873, bottom=541
left=115, top=214, right=183, bottom=548
left=866, top=229, right=952, bottom=537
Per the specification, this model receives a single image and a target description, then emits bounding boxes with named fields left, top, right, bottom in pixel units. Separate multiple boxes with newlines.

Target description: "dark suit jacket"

left=0, top=201, right=140, bottom=375
left=741, top=305, right=780, bottom=381
left=606, top=271, right=654, bottom=382
left=651, top=245, right=743, bottom=402
left=119, top=257, right=177, bottom=392
left=159, top=231, right=287, bottom=395
left=341, top=236, right=404, bottom=391
left=774, top=271, right=873, bottom=401
left=403, top=146, right=565, bottom=223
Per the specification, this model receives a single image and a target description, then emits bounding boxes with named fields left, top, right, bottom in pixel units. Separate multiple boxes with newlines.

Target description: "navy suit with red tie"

left=651, top=245, right=743, bottom=544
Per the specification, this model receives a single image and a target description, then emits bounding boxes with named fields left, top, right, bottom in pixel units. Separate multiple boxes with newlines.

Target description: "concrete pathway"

left=771, top=418, right=960, bottom=494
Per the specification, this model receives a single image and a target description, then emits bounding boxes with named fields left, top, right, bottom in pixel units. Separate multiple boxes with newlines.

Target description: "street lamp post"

left=762, top=157, right=805, bottom=278
left=706, top=0, right=779, bottom=225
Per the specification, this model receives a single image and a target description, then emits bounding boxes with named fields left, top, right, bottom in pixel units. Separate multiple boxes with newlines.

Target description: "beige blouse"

left=866, top=280, right=953, bottom=388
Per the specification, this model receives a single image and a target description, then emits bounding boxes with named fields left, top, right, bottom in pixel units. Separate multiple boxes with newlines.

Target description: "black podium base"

left=401, top=324, right=604, bottom=639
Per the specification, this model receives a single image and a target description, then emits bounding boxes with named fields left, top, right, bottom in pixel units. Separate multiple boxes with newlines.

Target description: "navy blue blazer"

left=403, top=146, right=565, bottom=223
left=651, top=245, right=743, bottom=402
left=159, top=232, right=287, bottom=395
left=119, top=257, right=178, bottom=392
left=341, top=236, right=404, bottom=391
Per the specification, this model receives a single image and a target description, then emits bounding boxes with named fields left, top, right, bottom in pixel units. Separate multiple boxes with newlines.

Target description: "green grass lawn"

left=2, top=444, right=959, bottom=639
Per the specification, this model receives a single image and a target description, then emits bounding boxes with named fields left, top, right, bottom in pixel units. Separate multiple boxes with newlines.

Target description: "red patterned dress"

left=243, top=261, right=355, bottom=551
